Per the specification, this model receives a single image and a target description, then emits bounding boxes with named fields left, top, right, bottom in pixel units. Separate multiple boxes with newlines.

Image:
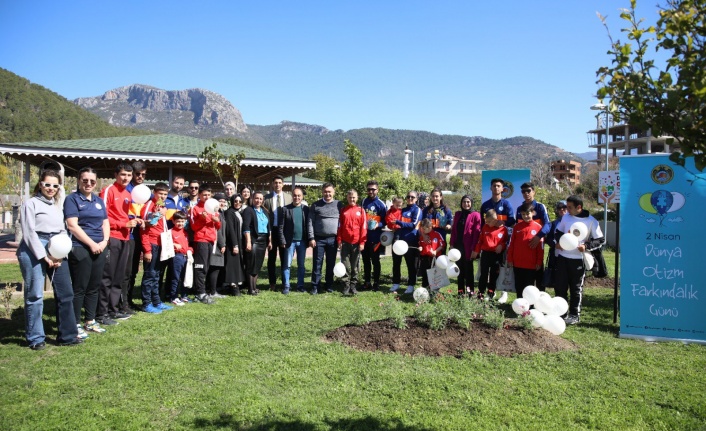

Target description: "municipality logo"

left=651, top=165, right=674, bottom=185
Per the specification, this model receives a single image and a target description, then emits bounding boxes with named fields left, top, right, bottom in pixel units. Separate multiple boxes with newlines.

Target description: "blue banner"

left=620, top=155, right=706, bottom=343
left=480, top=169, right=530, bottom=215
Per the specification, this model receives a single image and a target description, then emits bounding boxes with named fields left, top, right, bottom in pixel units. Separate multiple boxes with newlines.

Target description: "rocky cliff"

left=74, top=84, right=247, bottom=138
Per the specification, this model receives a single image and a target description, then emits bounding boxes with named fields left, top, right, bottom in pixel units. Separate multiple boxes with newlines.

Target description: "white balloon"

left=447, top=248, right=462, bottom=262
left=551, top=296, right=569, bottom=316
left=413, top=287, right=430, bottom=304
left=528, top=309, right=547, bottom=328
left=559, top=233, right=579, bottom=251
left=435, top=255, right=449, bottom=269
left=511, top=298, right=531, bottom=315
left=446, top=264, right=460, bottom=278
left=130, top=184, right=151, bottom=204
left=380, top=231, right=394, bottom=247
left=544, top=315, right=567, bottom=335
left=392, top=240, right=409, bottom=256
left=333, top=262, right=346, bottom=278
left=204, top=198, right=220, bottom=214
left=569, top=222, right=589, bottom=241
left=523, top=285, right=541, bottom=305
left=48, top=233, right=72, bottom=259
left=534, top=292, right=555, bottom=314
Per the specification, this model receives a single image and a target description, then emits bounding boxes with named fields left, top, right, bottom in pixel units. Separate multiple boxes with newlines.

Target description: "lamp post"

left=590, top=102, right=609, bottom=239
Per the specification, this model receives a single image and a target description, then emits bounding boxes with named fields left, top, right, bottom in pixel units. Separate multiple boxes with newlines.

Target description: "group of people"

left=19, top=163, right=604, bottom=350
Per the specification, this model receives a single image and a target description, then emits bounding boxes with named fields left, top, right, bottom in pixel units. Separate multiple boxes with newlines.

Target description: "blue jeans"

left=311, top=236, right=337, bottom=289
left=18, top=241, right=77, bottom=345
left=168, top=253, right=187, bottom=301
left=140, top=244, right=162, bottom=306
left=282, top=240, right=307, bottom=288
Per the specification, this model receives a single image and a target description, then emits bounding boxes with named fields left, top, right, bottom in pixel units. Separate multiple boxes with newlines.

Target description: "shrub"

left=382, top=296, right=408, bottom=329
left=350, top=301, right=374, bottom=326
left=482, top=307, right=506, bottom=330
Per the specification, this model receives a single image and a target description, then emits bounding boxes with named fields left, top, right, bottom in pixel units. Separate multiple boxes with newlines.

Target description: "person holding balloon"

left=449, top=195, right=481, bottom=296
left=389, top=191, right=422, bottom=295
left=554, top=195, right=604, bottom=325
left=65, top=167, right=110, bottom=337
left=18, top=169, right=80, bottom=350
left=506, top=201, right=544, bottom=298
left=417, top=218, right=446, bottom=291
left=190, top=184, right=222, bottom=304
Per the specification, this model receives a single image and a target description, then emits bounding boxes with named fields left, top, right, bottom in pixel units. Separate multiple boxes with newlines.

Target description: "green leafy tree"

left=197, top=142, right=246, bottom=189
left=596, top=0, right=706, bottom=170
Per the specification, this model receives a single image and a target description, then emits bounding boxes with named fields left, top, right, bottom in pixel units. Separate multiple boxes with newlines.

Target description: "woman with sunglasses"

left=389, top=191, right=422, bottom=295
left=224, top=194, right=245, bottom=295
left=65, top=167, right=110, bottom=337
left=17, top=170, right=80, bottom=350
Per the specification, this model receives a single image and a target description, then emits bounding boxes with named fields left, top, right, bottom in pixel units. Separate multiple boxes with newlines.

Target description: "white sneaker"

left=389, top=284, right=400, bottom=292
left=497, top=291, right=508, bottom=303
left=171, top=298, right=185, bottom=306
left=404, top=286, right=414, bottom=294
left=76, top=324, right=89, bottom=339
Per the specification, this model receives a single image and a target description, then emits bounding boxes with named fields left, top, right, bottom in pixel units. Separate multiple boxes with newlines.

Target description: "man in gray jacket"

left=308, top=183, right=342, bottom=294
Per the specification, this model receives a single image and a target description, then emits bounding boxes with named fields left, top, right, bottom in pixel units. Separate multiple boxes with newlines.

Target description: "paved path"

left=0, top=233, right=18, bottom=263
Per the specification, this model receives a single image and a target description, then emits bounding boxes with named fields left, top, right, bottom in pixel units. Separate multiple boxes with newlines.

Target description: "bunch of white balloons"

left=434, top=248, right=462, bottom=278
left=511, top=285, right=569, bottom=335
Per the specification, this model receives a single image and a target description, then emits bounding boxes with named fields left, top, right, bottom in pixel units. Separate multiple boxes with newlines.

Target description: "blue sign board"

left=620, top=155, right=706, bottom=343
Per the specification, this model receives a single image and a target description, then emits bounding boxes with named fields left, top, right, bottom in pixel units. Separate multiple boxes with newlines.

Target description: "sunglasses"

left=81, top=179, right=97, bottom=185
left=233, top=200, right=242, bottom=204
left=134, top=172, right=146, bottom=177
left=367, top=188, right=377, bottom=192
left=189, top=186, right=199, bottom=190
left=406, top=195, right=417, bottom=199
left=41, top=182, right=60, bottom=189
left=521, top=189, right=533, bottom=193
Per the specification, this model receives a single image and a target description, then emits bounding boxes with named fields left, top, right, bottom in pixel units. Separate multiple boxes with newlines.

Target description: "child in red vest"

left=385, top=196, right=404, bottom=230
left=471, top=209, right=508, bottom=299
left=507, top=201, right=544, bottom=298
left=417, top=218, right=446, bottom=290
left=139, top=183, right=172, bottom=313
left=167, top=210, right=192, bottom=306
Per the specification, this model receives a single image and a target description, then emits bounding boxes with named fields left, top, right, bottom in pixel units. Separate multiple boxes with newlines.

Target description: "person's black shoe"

left=195, top=294, right=214, bottom=304
left=111, top=311, right=132, bottom=320
left=372, top=284, right=379, bottom=292
left=58, top=337, right=84, bottom=347
left=29, top=341, right=46, bottom=351
left=96, top=315, right=118, bottom=326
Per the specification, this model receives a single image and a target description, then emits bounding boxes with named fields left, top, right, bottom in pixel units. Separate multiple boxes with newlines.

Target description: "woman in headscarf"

left=449, top=195, right=481, bottom=296
left=224, top=193, right=245, bottom=295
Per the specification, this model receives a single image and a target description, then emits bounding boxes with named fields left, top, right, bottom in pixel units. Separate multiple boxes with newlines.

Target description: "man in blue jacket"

left=361, top=180, right=387, bottom=291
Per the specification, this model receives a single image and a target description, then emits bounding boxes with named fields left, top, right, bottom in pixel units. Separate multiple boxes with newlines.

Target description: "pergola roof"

left=0, top=134, right=316, bottom=183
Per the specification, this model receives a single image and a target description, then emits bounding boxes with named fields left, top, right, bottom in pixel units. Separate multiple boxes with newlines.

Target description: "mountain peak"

left=74, top=84, right=247, bottom=137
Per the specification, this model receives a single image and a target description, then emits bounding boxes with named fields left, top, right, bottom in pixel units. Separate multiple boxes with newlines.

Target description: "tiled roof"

left=2, top=134, right=311, bottom=163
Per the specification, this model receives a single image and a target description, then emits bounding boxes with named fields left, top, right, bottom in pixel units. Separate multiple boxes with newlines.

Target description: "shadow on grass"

left=192, top=413, right=434, bottom=431
left=0, top=297, right=60, bottom=347
left=581, top=289, right=620, bottom=336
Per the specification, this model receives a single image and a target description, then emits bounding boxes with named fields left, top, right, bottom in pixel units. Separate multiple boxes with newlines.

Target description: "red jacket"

left=100, top=182, right=131, bottom=241
left=418, top=230, right=445, bottom=257
left=140, top=199, right=167, bottom=253
left=171, top=226, right=192, bottom=255
left=507, top=220, right=544, bottom=269
left=337, top=205, right=367, bottom=245
left=386, top=207, right=402, bottom=230
left=474, top=224, right=508, bottom=254
left=190, top=201, right=221, bottom=243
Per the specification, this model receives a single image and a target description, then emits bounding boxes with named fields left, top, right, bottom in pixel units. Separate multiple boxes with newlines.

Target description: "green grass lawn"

left=0, top=254, right=704, bottom=431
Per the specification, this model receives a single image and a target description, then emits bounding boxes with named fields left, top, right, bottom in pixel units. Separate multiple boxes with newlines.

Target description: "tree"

left=596, top=0, right=706, bottom=170
left=197, top=142, right=246, bottom=189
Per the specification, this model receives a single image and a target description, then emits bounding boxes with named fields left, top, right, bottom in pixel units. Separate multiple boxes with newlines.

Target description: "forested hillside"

left=0, top=68, right=150, bottom=143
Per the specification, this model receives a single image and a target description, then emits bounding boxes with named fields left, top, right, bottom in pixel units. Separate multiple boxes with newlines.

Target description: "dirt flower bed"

left=325, top=318, right=577, bottom=358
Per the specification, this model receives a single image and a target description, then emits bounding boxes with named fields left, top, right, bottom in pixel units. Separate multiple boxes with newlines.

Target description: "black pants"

left=419, top=255, right=433, bottom=288
left=99, top=238, right=130, bottom=316
left=554, top=255, right=585, bottom=316
left=392, top=248, right=419, bottom=286
left=69, top=245, right=107, bottom=323
left=121, top=238, right=141, bottom=308
left=193, top=242, right=211, bottom=296
left=362, top=242, right=384, bottom=286
left=455, top=244, right=475, bottom=294
left=478, top=251, right=502, bottom=294
left=513, top=267, right=536, bottom=298
left=267, top=233, right=286, bottom=286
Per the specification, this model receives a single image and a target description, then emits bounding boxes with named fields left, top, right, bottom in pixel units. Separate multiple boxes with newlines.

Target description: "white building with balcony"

left=416, top=150, right=482, bottom=182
